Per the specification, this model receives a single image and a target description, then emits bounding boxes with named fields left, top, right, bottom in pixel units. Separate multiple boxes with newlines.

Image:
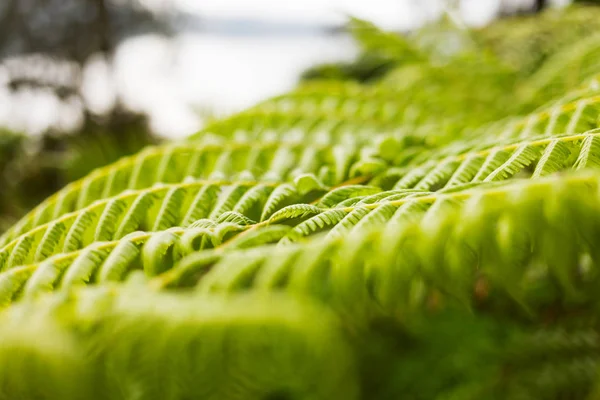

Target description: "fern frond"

left=0, top=140, right=367, bottom=246
left=168, top=171, right=600, bottom=316
left=531, top=138, right=572, bottom=178
left=3, top=136, right=600, bottom=302
left=34, top=221, right=66, bottom=262
left=374, top=130, right=600, bottom=191
left=61, top=245, right=110, bottom=288
left=478, top=4, right=600, bottom=75
left=259, top=183, right=301, bottom=221
left=200, top=106, right=402, bottom=142
left=483, top=143, right=542, bottom=181
left=348, top=17, right=425, bottom=62
left=521, top=32, right=600, bottom=106
left=267, top=204, right=323, bottom=223
left=283, top=209, right=350, bottom=243
left=317, top=185, right=382, bottom=207
left=0, top=175, right=344, bottom=270
left=477, top=93, right=600, bottom=140
left=96, top=236, right=143, bottom=283
left=0, top=288, right=359, bottom=400
left=94, top=198, right=128, bottom=242
left=179, top=184, right=221, bottom=226
left=196, top=82, right=415, bottom=138
left=5, top=169, right=600, bottom=305
left=0, top=180, right=275, bottom=270
left=0, top=266, right=35, bottom=307
left=224, top=225, right=292, bottom=250
left=574, top=133, right=600, bottom=169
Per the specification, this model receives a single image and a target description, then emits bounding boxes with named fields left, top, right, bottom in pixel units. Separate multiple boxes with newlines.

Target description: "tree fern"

left=4, top=8, right=600, bottom=400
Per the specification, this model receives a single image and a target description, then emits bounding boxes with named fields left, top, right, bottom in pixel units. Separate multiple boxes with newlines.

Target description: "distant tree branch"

left=534, top=0, right=547, bottom=12
left=95, top=0, right=113, bottom=54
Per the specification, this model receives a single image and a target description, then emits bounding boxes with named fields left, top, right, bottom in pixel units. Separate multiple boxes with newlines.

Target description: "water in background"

left=0, top=20, right=356, bottom=139
left=114, top=30, right=357, bottom=137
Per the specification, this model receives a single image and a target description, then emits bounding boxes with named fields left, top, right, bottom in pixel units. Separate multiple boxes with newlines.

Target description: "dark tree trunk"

left=534, top=0, right=547, bottom=12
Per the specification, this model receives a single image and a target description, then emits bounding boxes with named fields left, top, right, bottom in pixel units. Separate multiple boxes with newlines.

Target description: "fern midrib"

left=298, top=178, right=548, bottom=215
left=400, top=130, right=597, bottom=171
left=0, top=179, right=277, bottom=258
left=460, top=132, right=593, bottom=160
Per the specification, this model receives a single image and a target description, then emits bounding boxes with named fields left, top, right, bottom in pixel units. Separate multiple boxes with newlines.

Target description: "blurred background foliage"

left=302, top=2, right=600, bottom=86
left=295, top=1, right=600, bottom=157
left=0, top=0, right=171, bottom=230
left=1, top=0, right=600, bottom=232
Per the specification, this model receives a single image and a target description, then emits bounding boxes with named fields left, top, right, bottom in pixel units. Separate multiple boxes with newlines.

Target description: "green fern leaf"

left=532, top=139, right=573, bottom=178
left=180, top=184, right=220, bottom=226
left=326, top=206, right=371, bottom=239
left=224, top=225, right=291, bottom=250
left=142, top=231, right=182, bottom=277
left=484, top=144, right=542, bottom=181
left=94, top=198, right=128, bottom=242
left=114, top=191, right=156, bottom=239
left=574, top=133, right=600, bottom=169
left=216, top=211, right=257, bottom=226
left=284, top=209, right=349, bottom=242
left=267, top=204, right=323, bottom=224
left=97, top=235, right=143, bottom=283
left=151, top=186, right=187, bottom=231
left=33, top=221, right=66, bottom=262
left=260, top=183, right=299, bottom=221
left=62, top=209, right=96, bottom=252
left=0, top=266, right=34, bottom=307
left=317, top=185, right=381, bottom=207
left=60, top=245, right=109, bottom=288
left=22, top=259, right=67, bottom=298
left=4, top=236, right=34, bottom=271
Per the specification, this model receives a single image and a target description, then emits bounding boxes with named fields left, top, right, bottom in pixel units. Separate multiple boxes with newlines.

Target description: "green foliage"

left=479, top=4, right=600, bottom=76
left=5, top=5, right=600, bottom=399
left=0, top=116, right=157, bottom=233
left=0, top=288, right=358, bottom=400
